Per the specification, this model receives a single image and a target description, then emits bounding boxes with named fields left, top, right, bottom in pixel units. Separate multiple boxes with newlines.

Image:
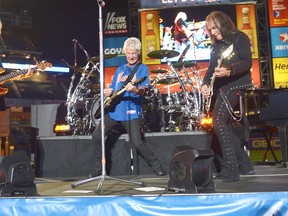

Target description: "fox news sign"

left=104, top=10, right=128, bottom=36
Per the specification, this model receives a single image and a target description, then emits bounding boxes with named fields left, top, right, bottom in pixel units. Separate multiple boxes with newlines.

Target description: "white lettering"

left=275, top=45, right=288, bottom=50
left=105, top=12, right=127, bottom=31
left=104, top=48, right=124, bottom=55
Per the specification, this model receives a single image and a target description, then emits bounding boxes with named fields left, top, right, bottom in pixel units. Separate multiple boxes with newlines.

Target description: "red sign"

left=267, top=0, right=288, bottom=27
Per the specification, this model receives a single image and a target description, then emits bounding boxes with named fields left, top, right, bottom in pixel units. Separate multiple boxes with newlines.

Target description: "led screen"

left=156, top=5, right=236, bottom=63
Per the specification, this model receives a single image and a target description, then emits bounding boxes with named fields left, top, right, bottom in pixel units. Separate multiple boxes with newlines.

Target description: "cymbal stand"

left=71, top=1, right=144, bottom=194
left=182, top=67, right=200, bottom=117
left=166, top=82, right=176, bottom=131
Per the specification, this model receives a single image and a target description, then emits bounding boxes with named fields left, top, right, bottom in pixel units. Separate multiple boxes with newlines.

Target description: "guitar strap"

left=105, top=62, right=142, bottom=113
left=122, top=62, right=141, bottom=88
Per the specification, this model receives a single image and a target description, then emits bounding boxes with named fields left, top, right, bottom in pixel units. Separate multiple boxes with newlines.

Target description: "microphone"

left=97, top=0, right=105, bottom=7
left=74, top=39, right=85, bottom=50
left=72, top=39, right=77, bottom=66
left=73, top=39, right=91, bottom=60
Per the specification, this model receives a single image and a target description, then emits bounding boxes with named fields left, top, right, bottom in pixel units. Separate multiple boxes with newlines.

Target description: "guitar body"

left=93, top=96, right=113, bottom=119
left=93, top=76, right=147, bottom=119
left=205, top=44, right=234, bottom=113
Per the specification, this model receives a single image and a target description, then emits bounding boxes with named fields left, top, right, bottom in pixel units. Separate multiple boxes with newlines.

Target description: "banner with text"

left=267, top=0, right=288, bottom=27
left=272, top=57, right=288, bottom=88
left=267, top=0, right=288, bottom=88
left=103, top=10, right=129, bottom=67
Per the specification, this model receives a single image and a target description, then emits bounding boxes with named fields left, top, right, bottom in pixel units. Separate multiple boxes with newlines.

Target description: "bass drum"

left=90, top=96, right=101, bottom=128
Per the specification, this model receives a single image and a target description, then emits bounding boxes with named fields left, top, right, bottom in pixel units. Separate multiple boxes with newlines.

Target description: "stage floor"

left=36, top=164, right=288, bottom=197
left=1, top=164, right=288, bottom=216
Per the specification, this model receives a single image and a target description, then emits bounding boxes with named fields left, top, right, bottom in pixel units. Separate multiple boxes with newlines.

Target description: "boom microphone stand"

left=71, top=0, right=144, bottom=194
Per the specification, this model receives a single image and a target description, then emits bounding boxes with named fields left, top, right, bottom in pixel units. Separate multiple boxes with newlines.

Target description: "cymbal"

left=147, top=50, right=180, bottom=59
left=150, top=69, right=168, bottom=73
left=0, top=68, right=5, bottom=73
left=71, top=66, right=87, bottom=73
left=173, top=61, right=196, bottom=68
left=156, top=77, right=178, bottom=85
left=88, top=54, right=117, bottom=62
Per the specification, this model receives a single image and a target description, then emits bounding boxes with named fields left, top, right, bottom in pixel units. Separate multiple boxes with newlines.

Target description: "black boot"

left=148, top=158, right=167, bottom=176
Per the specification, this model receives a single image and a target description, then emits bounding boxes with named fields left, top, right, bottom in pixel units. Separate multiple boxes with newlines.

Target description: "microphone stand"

left=71, top=0, right=144, bottom=195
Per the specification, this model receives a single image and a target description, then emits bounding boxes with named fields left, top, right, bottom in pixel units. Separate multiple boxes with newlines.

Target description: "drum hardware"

left=88, top=54, right=117, bottom=63
left=65, top=44, right=101, bottom=135
left=156, top=77, right=179, bottom=85
left=150, top=69, right=169, bottom=73
left=172, top=61, right=196, bottom=69
left=147, top=49, right=180, bottom=59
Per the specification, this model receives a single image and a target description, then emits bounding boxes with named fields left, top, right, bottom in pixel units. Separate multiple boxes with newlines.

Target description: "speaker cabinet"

left=0, top=151, right=37, bottom=196
left=168, top=146, right=215, bottom=193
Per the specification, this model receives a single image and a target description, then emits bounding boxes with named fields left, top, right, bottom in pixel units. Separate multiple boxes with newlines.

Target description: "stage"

left=0, top=165, right=288, bottom=215
left=1, top=131, right=288, bottom=215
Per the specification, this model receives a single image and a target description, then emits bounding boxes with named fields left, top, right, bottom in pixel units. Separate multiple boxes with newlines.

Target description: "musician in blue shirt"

left=90, top=37, right=166, bottom=177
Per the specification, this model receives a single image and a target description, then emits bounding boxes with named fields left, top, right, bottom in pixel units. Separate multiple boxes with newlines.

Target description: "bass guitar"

left=0, top=61, right=52, bottom=96
left=94, top=76, right=147, bottom=119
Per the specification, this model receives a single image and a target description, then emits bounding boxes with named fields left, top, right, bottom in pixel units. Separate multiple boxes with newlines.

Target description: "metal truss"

left=256, top=0, right=273, bottom=88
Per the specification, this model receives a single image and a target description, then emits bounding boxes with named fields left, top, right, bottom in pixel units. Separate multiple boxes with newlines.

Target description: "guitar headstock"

left=35, top=61, right=53, bottom=71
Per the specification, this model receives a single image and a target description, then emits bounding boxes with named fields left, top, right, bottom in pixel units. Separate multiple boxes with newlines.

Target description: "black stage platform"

left=35, top=131, right=212, bottom=178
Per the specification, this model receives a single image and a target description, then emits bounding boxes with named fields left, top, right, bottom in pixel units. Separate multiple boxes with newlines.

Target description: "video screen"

left=158, top=5, right=236, bottom=63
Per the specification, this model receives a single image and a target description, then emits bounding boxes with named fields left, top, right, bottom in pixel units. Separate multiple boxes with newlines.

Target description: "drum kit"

left=65, top=54, right=116, bottom=135
left=64, top=47, right=206, bottom=135
left=142, top=48, right=206, bottom=132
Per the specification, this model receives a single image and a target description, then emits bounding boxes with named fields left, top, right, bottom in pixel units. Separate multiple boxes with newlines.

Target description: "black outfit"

left=202, top=31, right=254, bottom=181
left=91, top=115, right=165, bottom=176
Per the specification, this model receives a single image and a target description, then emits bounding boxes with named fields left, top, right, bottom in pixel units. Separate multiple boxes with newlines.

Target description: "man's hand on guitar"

left=21, top=65, right=33, bottom=78
left=201, top=84, right=211, bottom=99
left=104, top=88, right=113, bottom=97
left=126, top=82, right=139, bottom=94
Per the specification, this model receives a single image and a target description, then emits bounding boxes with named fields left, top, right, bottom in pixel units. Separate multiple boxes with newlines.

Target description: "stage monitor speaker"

left=0, top=151, right=37, bottom=197
left=168, top=146, right=215, bottom=193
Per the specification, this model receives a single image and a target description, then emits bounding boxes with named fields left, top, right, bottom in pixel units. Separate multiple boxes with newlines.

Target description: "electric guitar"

left=0, top=61, right=52, bottom=96
left=205, top=44, right=234, bottom=113
left=94, top=76, right=147, bottom=119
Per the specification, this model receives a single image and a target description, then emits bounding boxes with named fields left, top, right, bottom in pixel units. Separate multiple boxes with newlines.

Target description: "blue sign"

left=270, top=27, right=288, bottom=58
left=104, top=36, right=127, bottom=67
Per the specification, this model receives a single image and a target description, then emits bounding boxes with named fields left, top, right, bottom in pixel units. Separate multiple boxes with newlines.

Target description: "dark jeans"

left=91, top=114, right=156, bottom=169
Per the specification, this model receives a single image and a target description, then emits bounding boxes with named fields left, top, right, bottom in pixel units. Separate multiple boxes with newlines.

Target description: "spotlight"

left=53, top=124, right=71, bottom=135
left=200, top=115, right=213, bottom=130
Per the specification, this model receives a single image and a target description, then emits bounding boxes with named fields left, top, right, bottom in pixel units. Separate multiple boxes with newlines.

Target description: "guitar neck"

left=110, top=87, right=127, bottom=100
left=0, top=70, right=26, bottom=83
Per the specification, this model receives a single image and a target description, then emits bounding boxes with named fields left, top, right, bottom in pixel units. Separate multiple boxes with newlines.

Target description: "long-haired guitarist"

left=90, top=37, right=166, bottom=177
left=200, top=11, right=255, bottom=182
